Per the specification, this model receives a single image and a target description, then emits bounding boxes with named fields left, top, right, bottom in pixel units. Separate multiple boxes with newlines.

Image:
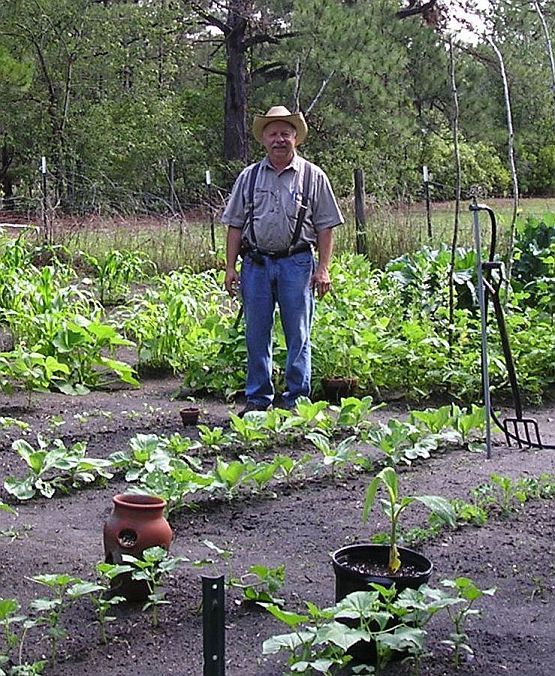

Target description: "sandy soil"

left=1, top=376, right=554, bottom=676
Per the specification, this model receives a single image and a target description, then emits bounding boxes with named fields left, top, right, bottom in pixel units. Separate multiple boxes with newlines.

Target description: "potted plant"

left=317, top=329, right=360, bottom=402
left=330, top=466, right=456, bottom=664
left=332, top=466, right=456, bottom=601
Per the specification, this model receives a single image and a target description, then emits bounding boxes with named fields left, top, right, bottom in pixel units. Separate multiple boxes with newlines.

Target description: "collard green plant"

left=4, top=437, right=113, bottom=500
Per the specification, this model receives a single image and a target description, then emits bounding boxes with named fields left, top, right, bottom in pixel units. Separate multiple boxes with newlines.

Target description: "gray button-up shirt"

left=222, top=154, right=344, bottom=252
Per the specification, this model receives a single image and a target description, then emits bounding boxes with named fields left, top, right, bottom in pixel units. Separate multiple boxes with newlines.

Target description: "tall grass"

left=51, top=198, right=555, bottom=273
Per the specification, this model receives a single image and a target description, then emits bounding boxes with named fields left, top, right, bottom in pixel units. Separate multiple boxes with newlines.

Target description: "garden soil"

left=1, top=376, right=554, bottom=676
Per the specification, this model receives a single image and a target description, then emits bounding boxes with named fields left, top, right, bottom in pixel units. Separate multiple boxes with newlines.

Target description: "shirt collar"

left=261, top=153, right=301, bottom=174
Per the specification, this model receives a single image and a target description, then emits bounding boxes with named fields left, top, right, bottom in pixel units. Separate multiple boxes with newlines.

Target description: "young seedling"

left=28, top=574, right=81, bottom=665
left=66, top=563, right=130, bottom=645
left=262, top=601, right=352, bottom=674
left=230, top=564, right=286, bottom=606
left=122, top=547, right=186, bottom=628
left=306, top=432, right=360, bottom=479
left=440, top=577, right=496, bottom=667
left=363, top=466, right=456, bottom=574
left=0, top=597, right=47, bottom=675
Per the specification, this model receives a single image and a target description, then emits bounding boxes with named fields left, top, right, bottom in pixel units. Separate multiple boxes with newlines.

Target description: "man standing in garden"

left=223, top=105, right=344, bottom=415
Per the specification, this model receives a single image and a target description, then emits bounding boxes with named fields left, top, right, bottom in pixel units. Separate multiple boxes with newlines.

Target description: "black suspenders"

left=242, top=160, right=313, bottom=258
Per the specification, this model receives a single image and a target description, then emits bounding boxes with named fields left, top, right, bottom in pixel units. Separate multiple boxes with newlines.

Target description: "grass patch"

left=49, top=198, right=555, bottom=273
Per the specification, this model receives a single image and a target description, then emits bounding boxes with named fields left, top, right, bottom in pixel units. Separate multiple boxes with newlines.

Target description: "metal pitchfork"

left=470, top=200, right=545, bottom=454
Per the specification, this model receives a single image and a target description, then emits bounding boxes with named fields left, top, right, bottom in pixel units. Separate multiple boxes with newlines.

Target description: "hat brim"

left=252, top=112, right=308, bottom=145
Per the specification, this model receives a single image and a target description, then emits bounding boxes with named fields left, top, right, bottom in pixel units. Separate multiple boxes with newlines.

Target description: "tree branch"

left=198, top=63, right=227, bottom=77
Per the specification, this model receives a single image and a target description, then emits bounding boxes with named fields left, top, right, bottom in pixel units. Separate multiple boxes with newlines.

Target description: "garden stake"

left=470, top=200, right=493, bottom=459
left=202, top=575, right=225, bottom=676
left=469, top=202, right=550, bottom=451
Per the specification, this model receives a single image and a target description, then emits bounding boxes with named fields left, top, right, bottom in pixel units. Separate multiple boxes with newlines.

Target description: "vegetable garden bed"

left=1, top=376, right=554, bottom=676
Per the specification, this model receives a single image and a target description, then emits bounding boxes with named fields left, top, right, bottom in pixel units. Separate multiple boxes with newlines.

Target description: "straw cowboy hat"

left=252, top=106, right=308, bottom=145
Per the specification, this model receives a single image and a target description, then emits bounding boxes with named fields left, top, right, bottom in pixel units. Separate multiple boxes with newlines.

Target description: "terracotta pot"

left=103, top=494, right=173, bottom=601
left=321, top=376, right=358, bottom=403
left=180, top=406, right=200, bottom=426
left=331, top=543, right=433, bottom=663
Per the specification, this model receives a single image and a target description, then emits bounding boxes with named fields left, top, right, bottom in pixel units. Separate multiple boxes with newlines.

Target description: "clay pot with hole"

left=103, top=494, right=173, bottom=601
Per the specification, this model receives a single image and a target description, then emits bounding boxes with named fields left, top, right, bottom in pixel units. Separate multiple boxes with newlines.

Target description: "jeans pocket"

left=291, top=251, right=314, bottom=267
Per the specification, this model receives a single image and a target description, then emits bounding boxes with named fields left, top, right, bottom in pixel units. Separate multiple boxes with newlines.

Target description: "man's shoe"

left=236, top=402, right=271, bottom=418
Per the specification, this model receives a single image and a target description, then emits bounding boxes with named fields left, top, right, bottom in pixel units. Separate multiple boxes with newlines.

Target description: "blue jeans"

left=240, top=250, right=315, bottom=407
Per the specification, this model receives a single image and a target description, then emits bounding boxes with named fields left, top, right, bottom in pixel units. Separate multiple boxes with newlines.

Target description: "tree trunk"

left=1, top=140, right=15, bottom=210
left=531, top=0, right=555, bottom=118
left=487, top=35, right=519, bottom=286
left=223, top=3, right=249, bottom=163
left=448, top=36, right=462, bottom=351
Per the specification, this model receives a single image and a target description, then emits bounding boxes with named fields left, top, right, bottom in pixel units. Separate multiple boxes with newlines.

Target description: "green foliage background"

left=0, top=0, right=554, bottom=208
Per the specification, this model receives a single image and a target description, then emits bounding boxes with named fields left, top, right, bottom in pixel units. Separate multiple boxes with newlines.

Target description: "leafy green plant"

left=471, top=472, right=555, bottom=517
left=306, top=433, right=365, bottom=479
left=81, top=249, right=155, bottom=305
left=230, top=564, right=286, bottom=606
left=363, top=419, right=440, bottom=466
left=440, top=577, right=496, bottom=667
left=28, top=574, right=80, bottom=665
left=0, top=598, right=47, bottom=676
left=262, top=582, right=458, bottom=675
left=67, top=563, right=129, bottom=644
left=0, top=349, right=71, bottom=406
left=4, top=437, right=113, bottom=500
left=122, top=546, right=186, bottom=628
left=197, top=425, right=234, bottom=450
left=363, top=467, right=456, bottom=574
left=262, top=601, right=352, bottom=674
left=0, top=417, right=29, bottom=433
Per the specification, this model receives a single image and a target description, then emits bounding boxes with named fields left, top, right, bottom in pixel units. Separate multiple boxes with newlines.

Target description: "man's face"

left=262, top=120, right=297, bottom=164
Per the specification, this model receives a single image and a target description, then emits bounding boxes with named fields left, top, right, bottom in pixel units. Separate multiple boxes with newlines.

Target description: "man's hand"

left=225, top=227, right=243, bottom=296
left=225, top=268, right=240, bottom=297
left=311, top=266, right=331, bottom=299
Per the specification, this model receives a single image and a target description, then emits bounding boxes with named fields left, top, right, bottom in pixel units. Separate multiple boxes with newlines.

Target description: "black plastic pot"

left=331, top=543, right=433, bottom=602
left=331, top=543, right=433, bottom=664
left=180, top=406, right=200, bottom=427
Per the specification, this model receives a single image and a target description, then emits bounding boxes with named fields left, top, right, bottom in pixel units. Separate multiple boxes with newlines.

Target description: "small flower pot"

left=180, top=406, right=200, bottom=426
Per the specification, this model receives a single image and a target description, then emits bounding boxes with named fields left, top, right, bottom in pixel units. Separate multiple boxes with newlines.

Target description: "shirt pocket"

left=286, top=193, right=304, bottom=221
left=253, top=188, right=274, bottom=215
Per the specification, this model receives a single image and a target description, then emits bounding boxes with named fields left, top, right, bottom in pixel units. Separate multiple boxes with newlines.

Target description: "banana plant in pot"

left=332, top=466, right=456, bottom=602
left=331, top=467, right=456, bottom=664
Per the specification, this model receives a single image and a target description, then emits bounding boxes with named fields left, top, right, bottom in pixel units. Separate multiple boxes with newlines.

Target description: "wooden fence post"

left=423, top=164, right=432, bottom=240
left=353, top=168, right=367, bottom=255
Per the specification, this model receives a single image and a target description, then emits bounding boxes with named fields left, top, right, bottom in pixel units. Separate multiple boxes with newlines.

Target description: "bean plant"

left=122, top=547, right=186, bottom=628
